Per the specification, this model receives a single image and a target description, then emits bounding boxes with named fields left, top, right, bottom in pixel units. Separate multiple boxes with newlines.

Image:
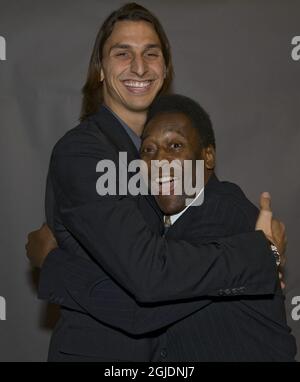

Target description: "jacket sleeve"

left=45, top=128, right=278, bottom=304
left=38, top=247, right=212, bottom=334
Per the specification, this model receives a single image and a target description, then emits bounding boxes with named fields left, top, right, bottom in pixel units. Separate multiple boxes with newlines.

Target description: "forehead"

left=144, top=112, right=194, bottom=136
left=105, top=20, right=162, bottom=49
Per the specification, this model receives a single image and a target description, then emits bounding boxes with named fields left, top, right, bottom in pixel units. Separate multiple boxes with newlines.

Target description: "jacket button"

left=160, top=349, right=167, bottom=359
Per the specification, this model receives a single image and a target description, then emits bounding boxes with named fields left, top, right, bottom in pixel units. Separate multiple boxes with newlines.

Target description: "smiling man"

left=141, top=104, right=214, bottom=214
left=99, top=20, right=167, bottom=134
left=26, top=3, right=287, bottom=362
left=138, top=95, right=296, bottom=361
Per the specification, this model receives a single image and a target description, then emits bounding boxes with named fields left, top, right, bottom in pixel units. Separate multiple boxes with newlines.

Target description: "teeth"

left=124, top=80, right=151, bottom=88
left=155, top=176, right=178, bottom=184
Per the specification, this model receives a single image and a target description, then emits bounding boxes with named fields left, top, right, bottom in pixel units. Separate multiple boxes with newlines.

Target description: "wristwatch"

left=269, top=242, right=281, bottom=267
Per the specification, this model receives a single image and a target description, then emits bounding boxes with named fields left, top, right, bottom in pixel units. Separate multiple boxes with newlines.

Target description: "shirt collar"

left=167, top=174, right=219, bottom=225
left=169, top=187, right=204, bottom=225
left=102, top=104, right=141, bottom=151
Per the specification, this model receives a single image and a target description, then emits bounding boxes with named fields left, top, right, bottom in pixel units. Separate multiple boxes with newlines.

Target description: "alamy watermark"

left=0, top=296, right=6, bottom=320
left=291, top=36, right=300, bottom=61
left=0, top=36, right=6, bottom=61
left=291, top=296, right=300, bottom=321
left=96, top=153, right=204, bottom=207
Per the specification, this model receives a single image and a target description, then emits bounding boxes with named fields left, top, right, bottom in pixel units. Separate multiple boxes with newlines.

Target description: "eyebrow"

left=110, top=43, right=162, bottom=53
left=142, top=127, right=187, bottom=141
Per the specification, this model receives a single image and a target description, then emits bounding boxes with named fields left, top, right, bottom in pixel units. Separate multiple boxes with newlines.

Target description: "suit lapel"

left=92, top=105, right=139, bottom=163
left=91, top=105, right=163, bottom=221
left=165, top=175, right=221, bottom=238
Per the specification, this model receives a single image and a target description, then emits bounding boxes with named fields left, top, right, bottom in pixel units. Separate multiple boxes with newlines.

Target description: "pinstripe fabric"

left=161, top=174, right=296, bottom=362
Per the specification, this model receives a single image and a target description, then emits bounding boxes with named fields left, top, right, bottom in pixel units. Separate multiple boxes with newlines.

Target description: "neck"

left=104, top=100, right=146, bottom=137
left=121, top=110, right=146, bottom=136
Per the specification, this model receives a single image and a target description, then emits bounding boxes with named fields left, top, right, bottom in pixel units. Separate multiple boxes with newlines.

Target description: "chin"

left=156, top=196, right=185, bottom=216
left=126, top=96, right=156, bottom=111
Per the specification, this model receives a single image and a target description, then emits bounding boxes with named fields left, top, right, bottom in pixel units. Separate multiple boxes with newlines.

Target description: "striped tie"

left=164, top=215, right=172, bottom=235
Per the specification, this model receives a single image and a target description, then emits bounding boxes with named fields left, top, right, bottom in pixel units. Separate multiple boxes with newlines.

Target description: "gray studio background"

left=0, top=0, right=299, bottom=361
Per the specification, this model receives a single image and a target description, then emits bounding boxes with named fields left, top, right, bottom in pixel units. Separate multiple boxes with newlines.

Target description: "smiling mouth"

left=153, top=176, right=180, bottom=195
left=122, top=80, right=153, bottom=94
left=155, top=176, right=178, bottom=185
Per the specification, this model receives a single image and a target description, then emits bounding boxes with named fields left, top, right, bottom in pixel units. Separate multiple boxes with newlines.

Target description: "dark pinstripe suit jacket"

left=158, top=174, right=297, bottom=361
left=38, top=106, right=288, bottom=361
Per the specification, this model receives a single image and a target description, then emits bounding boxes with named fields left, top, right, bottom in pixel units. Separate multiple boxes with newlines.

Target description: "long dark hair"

left=80, top=2, right=174, bottom=122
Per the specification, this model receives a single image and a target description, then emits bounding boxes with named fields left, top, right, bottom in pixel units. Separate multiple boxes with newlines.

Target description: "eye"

left=141, top=146, right=156, bottom=154
left=170, top=143, right=183, bottom=150
left=145, top=50, right=161, bottom=59
left=115, top=51, right=129, bottom=58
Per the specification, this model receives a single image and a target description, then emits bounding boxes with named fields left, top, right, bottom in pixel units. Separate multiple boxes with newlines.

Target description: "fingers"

left=271, top=219, right=281, bottom=233
left=42, top=223, right=54, bottom=237
left=272, top=219, right=285, bottom=232
left=271, top=218, right=287, bottom=257
left=281, top=222, right=287, bottom=249
left=279, top=272, right=286, bottom=290
left=259, top=192, right=272, bottom=212
left=255, top=192, right=273, bottom=237
left=278, top=248, right=287, bottom=267
left=272, top=220, right=287, bottom=245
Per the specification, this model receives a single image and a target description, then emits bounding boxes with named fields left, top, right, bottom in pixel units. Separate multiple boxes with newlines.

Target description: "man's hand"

left=26, top=223, right=58, bottom=268
left=255, top=192, right=287, bottom=289
left=255, top=192, right=273, bottom=239
left=271, top=219, right=287, bottom=265
left=278, top=271, right=286, bottom=290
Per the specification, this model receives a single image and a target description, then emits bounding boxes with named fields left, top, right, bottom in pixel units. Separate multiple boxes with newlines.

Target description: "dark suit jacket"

left=153, top=175, right=296, bottom=361
left=39, top=105, right=279, bottom=361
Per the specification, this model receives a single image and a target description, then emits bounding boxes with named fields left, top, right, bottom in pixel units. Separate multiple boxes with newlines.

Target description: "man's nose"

left=153, top=149, right=175, bottom=164
left=130, top=54, right=148, bottom=77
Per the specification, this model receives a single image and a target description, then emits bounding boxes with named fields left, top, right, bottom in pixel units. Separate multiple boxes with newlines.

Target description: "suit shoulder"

left=218, top=181, right=256, bottom=208
left=218, top=180, right=246, bottom=199
left=52, top=118, right=110, bottom=157
left=212, top=180, right=259, bottom=230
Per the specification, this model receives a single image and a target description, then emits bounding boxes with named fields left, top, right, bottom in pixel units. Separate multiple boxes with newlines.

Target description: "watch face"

left=270, top=244, right=280, bottom=266
left=275, top=256, right=281, bottom=266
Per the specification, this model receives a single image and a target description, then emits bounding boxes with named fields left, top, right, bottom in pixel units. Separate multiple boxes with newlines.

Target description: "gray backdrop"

left=0, top=0, right=299, bottom=362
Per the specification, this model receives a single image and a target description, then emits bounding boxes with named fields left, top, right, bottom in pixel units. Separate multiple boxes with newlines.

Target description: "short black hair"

left=146, top=94, right=216, bottom=148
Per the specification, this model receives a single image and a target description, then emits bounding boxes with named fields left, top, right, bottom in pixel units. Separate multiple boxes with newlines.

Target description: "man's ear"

left=203, top=145, right=216, bottom=170
left=100, top=68, right=104, bottom=82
